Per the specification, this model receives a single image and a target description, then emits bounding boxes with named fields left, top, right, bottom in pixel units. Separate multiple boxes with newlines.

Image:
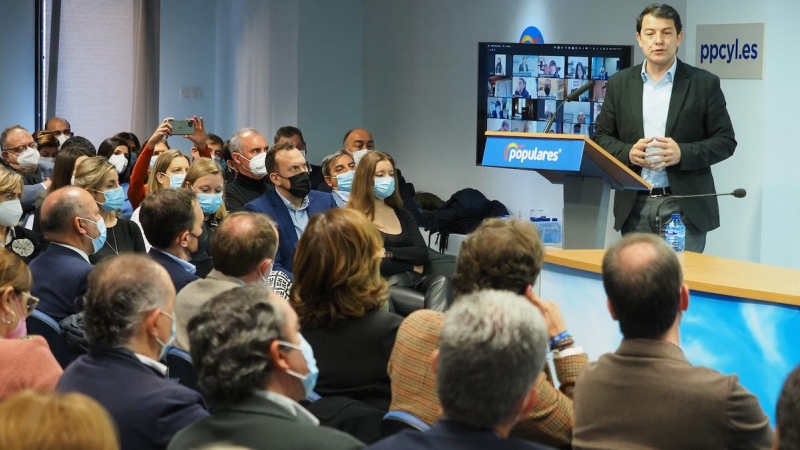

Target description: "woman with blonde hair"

left=0, top=390, right=118, bottom=450
left=0, top=168, right=41, bottom=262
left=73, top=157, right=145, bottom=264
left=131, top=149, right=191, bottom=251
left=348, top=151, right=452, bottom=312
left=292, top=207, right=402, bottom=410
left=182, top=157, right=227, bottom=278
left=0, top=249, right=62, bottom=400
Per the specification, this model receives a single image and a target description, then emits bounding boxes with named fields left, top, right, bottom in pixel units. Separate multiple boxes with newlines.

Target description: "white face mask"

left=352, top=149, right=370, bottom=166
left=239, top=152, right=268, bottom=178
left=15, top=147, right=40, bottom=170
left=0, top=199, right=23, bottom=227
left=56, top=134, right=69, bottom=148
left=109, top=154, right=128, bottom=174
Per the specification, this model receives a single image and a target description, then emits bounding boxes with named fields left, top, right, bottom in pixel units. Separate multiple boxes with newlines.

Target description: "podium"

left=482, top=132, right=651, bottom=249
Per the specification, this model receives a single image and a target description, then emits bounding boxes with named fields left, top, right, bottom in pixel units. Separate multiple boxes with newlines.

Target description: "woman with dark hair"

left=32, top=130, right=59, bottom=179
left=97, top=137, right=133, bottom=218
left=292, top=207, right=402, bottom=411
left=575, top=61, right=587, bottom=79
left=348, top=151, right=452, bottom=311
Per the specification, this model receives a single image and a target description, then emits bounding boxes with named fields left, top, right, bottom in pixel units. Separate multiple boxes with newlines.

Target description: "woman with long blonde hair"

left=73, top=157, right=145, bottom=264
left=182, top=157, right=227, bottom=278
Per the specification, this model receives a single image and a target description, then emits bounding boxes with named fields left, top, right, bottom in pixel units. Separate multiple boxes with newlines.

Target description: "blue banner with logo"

left=482, top=135, right=584, bottom=171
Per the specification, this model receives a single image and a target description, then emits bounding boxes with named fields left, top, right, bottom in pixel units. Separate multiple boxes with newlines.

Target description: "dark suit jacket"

left=304, top=309, right=403, bottom=411
left=572, top=339, right=773, bottom=450
left=57, top=347, right=208, bottom=450
left=366, top=420, right=555, bottom=450
left=30, top=244, right=93, bottom=322
left=148, top=248, right=199, bottom=293
left=168, top=394, right=364, bottom=450
left=243, top=188, right=336, bottom=278
left=593, top=59, right=736, bottom=232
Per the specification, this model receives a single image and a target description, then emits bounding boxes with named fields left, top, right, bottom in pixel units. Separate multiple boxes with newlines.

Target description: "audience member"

left=572, top=233, right=773, bottom=449
left=367, top=290, right=554, bottom=450
left=0, top=168, right=42, bottom=262
left=292, top=208, right=401, bottom=410
left=182, top=158, right=227, bottom=278
left=32, top=130, right=59, bottom=179
left=73, top=157, right=145, bottom=263
left=777, top=364, right=800, bottom=450
left=58, top=254, right=208, bottom=450
left=321, top=150, right=355, bottom=207
left=0, top=250, right=62, bottom=400
left=225, top=128, right=270, bottom=212
left=0, top=390, right=118, bottom=450
left=96, top=136, right=134, bottom=218
left=131, top=149, right=191, bottom=250
left=244, top=141, right=336, bottom=278
left=174, top=212, right=278, bottom=350
left=30, top=186, right=100, bottom=321
left=348, top=151, right=452, bottom=310
left=140, top=189, right=204, bottom=293
left=44, top=117, right=74, bottom=147
left=0, top=125, right=50, bottom=214
left=219, top=139, right=237, bottom=182
left=387, top=218, right=586, bottom=448
left=274, top=126, right=325, bottom=190
left=127, top=117, right=210, bottom=210
left=169, top=285, right=365, bottom=450
left=61, top=135, right=96, bottom=156
left=190, top=129, right=224, bottom=163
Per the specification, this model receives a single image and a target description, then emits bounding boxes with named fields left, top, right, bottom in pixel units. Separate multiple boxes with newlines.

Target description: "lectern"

left=482, top=132, right=651, bottom=249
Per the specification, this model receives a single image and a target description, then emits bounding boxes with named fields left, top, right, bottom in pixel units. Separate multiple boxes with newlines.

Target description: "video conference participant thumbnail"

left=567, top=56, right=589, bottom=80
left=592, top=56, right=620, bottom=80
left=513, top=55, right=538, bottom=77
left=511, top=97, right=538, bottom=121
left=491, top=54, right=507, bottom=76
left=487, top=97, right=511, bottom=119
left=539, top=56, right=565, bottom=78
left=537, top=78, right=565, bottom=100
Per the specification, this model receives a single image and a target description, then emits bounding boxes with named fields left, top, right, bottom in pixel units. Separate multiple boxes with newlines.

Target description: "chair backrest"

left=381, top=410, right=431, bottom=436
left=27, top=310, right=72, bottom=369
left=166, top=347, right=200, bottom=393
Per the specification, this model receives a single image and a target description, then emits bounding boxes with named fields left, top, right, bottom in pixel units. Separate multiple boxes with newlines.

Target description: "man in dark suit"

left=30, top=186, right=101, bottom=321
left=593, top=3, right=736, bottom=253
left=572, top=233, right=773, bottom=449
left=244, top=142, right=336, bottom=279
left=140, top=189, right=204, bottom=293
left=168, top=284, right=364, bottom=450
left=368, top=290, right=554, bottom=450
left=58, top=254, right=208, bottom=450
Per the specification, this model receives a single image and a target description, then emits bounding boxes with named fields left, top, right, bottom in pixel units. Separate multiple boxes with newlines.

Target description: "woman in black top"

left=0, top=168, right=41, bottom=263
left=348, top=151, right=452, bottom=311
left=73, top=157, right=146, bottom=264
left=292, top=208, right=402, bottom=411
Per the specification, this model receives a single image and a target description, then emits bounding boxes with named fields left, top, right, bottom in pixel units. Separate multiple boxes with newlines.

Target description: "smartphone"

left=169, top=119, right=194, bottom=135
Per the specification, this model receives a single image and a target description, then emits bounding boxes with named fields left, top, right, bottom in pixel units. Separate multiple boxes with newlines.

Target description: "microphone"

left=543, top=81, right=594, bottom=133
left=652, top=188, right=747, bottom=234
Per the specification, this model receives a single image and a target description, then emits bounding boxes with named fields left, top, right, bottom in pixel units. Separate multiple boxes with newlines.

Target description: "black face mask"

left=286, top=172, right=311, bottom=198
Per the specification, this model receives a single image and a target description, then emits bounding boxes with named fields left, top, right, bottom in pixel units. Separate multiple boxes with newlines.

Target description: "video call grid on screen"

left=478, top=43, right=633, bottom=165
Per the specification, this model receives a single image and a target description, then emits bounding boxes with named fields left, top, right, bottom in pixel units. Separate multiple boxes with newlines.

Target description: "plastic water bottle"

left=664, top=213, right=686, bottom=252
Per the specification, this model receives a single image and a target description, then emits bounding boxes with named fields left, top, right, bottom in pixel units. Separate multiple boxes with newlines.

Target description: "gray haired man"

left=367, top=289, right=555, bottom=450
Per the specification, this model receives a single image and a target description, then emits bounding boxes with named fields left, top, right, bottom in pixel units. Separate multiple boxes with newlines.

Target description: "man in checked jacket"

left=387, top=218, right=586, bottom=449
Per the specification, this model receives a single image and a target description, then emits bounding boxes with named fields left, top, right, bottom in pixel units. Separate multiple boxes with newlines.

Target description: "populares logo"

left=519, top=26, right=545, bottom=44
left=504, top=143, right=561, bottom=163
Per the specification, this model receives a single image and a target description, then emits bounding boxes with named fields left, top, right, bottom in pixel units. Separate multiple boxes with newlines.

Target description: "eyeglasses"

left=17, top=291, right=39, bottom=317
left=1, top=142, right=37, bottom=154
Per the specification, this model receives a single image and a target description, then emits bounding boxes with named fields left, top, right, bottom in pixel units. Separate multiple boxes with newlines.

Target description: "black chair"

left=381, top=410, right=431, bottom=436
left=166, top=347, right=199, bottom=393
left=27, top=310, right=72, bottom=369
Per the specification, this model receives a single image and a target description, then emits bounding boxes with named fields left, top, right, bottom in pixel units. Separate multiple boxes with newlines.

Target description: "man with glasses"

left=44, top=117, right=74, bottom=148
left=225, top=128, right=271, bottom=212
left=244, top=142, right=336, bottom=279
left=29, top=186, right=100, bottom=321
left=0, top=125, right=51, bottom=215
left=273, top=126, right=325, bottom=191
left=140, top=189, right=205, bottom=293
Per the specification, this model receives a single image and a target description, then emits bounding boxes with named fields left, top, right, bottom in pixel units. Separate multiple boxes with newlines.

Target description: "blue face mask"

left=155, top=311, right=177, bottom=361
left=96, top=187, right=125, bottom=212
left=279, top=334, right=319, bottom=400
left=149, top=157, right=157, bottom=170
left=197, top=192, right=223, bottom=215
left=335, top=170, right=355, bottom=192
left=161, top=173, right=186, bottom=189
left=81, top=217, right=108, bottom=254
left=373, top=176, right=395, bottom=200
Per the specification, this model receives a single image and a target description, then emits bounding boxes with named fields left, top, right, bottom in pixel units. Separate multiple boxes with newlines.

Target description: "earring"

left=2, top=310, right=16, bottom=325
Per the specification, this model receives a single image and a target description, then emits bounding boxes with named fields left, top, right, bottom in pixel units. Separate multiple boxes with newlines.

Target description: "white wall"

left=684, top=0, right=766, bottom=263
left=0, top=1, right=36, bottom=131
left=298, top=0, right=364, bottom=163
left=362, top=0, right=684, bottom=225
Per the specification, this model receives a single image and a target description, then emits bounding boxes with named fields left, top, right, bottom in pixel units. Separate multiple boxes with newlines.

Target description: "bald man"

left=44, top=117, right=74, bottom=147
left=30, top=186, right=104, bottom=321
